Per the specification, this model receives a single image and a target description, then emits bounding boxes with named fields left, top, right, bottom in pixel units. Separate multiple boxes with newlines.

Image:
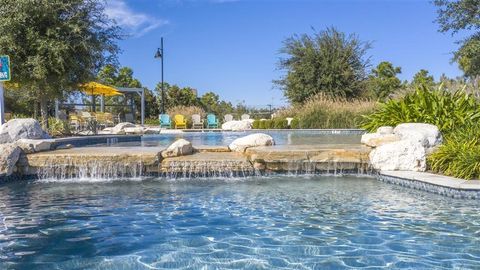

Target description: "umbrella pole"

left=91, top=94, right=96, bottom=112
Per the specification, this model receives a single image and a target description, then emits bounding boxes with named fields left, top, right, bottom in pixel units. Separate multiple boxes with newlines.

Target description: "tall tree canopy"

left=435, top=0, right=480, bottom=77
left=275, top=27, right=371, bottom=103
left=0, top=0, right=120, bottom=126
left=412, top=69, right=436, bottom=88
left=367, top=61, right=402, bottom=100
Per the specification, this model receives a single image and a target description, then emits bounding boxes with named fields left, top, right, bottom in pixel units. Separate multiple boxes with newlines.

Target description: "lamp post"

left=155, top=37, right=165, bottom=114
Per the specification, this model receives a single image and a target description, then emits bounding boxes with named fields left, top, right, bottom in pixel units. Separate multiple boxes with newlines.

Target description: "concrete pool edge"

left=378, top=171, right=480, bottom=199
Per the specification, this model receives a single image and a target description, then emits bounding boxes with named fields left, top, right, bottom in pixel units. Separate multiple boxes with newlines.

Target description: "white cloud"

left=105, top=0, right=168, bottom=37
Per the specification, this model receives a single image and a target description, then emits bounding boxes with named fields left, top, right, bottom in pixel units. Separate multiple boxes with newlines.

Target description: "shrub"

left=264, top=119, right=273, bottom=129
left=252, top=120, right=260, bottom=129
left=427, top=124, right=480, bottom=180
left=47, top=117, right=71, bottom=137
left=273, top=118, right=288, bottom=129
left=258, top=120, right=266, bottom=129
left=276, top=93, right=377, bottom=129
left=290, top=118, right=301, bottom=129
left=362, top=85, right=480, bottom=133
left=144, top=117, right=159, bottom=126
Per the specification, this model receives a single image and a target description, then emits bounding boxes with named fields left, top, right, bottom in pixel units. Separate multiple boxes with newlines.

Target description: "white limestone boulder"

left=393, top=123, right=442, bottom=148
left=361, top=133, right=401, bottom=148
left=229, top=133, right=275, bottom=152
left=111, top=122, right=136, bottom=135
left=124, top=126, right=146, bottom=134
left=0, top=143, right=22, bottom=177
left=16, top=139, right=54, bottom=153
left=161, top=139, right=193, bottom=158
left=222, top=120, right=253, bottom=131
left=369, top=140, right=426, bottom=172
left=377, top=126, right=394, bottom=135
left=0, top=118, right=50, bottom=144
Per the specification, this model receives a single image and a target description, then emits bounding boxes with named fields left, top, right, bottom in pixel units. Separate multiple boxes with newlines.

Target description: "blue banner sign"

left=0, top=55, right=11, bottom=81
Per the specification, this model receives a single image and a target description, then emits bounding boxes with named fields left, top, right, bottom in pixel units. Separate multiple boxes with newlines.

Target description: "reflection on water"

left=96, top=131, right=364, bottom=147
left=1, top=176, right=480, bottom=269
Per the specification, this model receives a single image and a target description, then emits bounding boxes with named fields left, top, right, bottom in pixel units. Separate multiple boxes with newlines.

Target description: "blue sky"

left=105, top=0, right=464, bottom=106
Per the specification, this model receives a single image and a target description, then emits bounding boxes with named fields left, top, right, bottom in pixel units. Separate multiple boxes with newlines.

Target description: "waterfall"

left=35, top=156, right=147, bottom=180
left=162, top=160, right=255, bottom=178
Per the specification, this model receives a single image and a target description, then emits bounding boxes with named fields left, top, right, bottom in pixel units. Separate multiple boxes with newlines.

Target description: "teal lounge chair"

left=206, top=114, right=219, bottom=129
left=159, top=114, right=171, bottom=128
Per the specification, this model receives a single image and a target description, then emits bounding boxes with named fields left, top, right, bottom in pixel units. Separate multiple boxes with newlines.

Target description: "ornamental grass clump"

left=428, top=125, right=480, bottom=180
left=277, top=94, right=377, bottom=129
left=361, top=85, right=480, bottom=133
left=362, top=84, right=480, bottom=180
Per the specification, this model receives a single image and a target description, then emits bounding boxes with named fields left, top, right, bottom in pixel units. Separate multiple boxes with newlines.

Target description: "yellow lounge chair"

left=174, top=114, right=187, bottom=129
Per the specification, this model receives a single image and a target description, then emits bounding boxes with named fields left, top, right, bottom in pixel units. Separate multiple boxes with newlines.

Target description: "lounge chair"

left=174, top=114, right=187, bottom=129
left=206, top=114, right=219, bottom=129
left=159, top=114, right=171, bottom=128
left=241, top=114, right=250, bottom=120
left=224, top=114, right=234, bottom=122
left=192, top=114, right=204, bottom=129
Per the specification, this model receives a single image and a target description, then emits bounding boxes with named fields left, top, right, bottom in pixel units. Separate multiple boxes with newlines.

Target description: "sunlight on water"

left=1, top=176, right=479, bottom=269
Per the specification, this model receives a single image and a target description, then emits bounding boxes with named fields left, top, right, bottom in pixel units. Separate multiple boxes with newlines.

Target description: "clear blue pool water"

left=106, top=130, right=363, bottom=147
left=1, top=175, right=479, bottom=269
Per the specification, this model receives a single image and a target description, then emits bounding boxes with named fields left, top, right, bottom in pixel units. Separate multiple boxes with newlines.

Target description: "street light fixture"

left=154, top=37, right=165, bottom=114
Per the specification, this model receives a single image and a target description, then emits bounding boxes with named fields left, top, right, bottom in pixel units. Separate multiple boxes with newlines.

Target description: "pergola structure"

left=55, top=86, right=146, bottom=126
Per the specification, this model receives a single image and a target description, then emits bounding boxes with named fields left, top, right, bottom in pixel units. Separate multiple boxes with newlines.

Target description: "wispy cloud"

left=105, top=0, right=168, bottom=37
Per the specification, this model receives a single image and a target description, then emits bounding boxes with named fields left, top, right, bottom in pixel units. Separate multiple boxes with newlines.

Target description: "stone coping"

left=378, top=171, right=480, bottom=199
left=379, top=171, right=480, bottom=190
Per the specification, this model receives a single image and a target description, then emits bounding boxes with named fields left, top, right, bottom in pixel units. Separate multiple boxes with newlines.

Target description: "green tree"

left=275, top=27, right=371, bottom=103
left=156, top=83, right=199, bottom=109
left=367, top=61, right=402, bottom=99
left=453, top=34, right=480, bottom=78
left=0, top=0, right=120, bottom=127
left=412, top=69, right=435, bottom=88
left=435, top=0, right=480, bottom=77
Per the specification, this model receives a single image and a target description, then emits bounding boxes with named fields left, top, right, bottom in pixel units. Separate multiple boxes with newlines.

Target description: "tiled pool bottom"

left=1, top=176, right=480, bottom=269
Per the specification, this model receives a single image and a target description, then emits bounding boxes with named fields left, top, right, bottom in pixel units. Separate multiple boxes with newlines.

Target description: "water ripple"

left=0, top=175, right=479, bottom=269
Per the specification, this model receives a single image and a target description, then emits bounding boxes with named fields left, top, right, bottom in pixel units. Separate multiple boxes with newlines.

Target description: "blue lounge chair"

left=159, top=114, right=171, bottom=128
left=206, top=114, right=219, bottom=129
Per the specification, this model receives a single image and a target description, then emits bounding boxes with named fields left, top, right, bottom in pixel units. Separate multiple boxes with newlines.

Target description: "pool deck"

left=379, top=171, right=480, bottom=199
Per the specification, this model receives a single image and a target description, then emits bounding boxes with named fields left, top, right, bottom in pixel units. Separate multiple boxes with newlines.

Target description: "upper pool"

left=101, top=130, right=364, bottom=147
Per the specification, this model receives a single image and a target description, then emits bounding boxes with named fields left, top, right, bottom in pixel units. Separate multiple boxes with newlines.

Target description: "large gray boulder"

left=229, top=133, right=275, bottom=152
left=161, top=139, right=193, bottom=158
left=393, top=123, right=442, bottom=148
left=0, top=143, right=22, bottom=177
left=369, top=140, right=426, bottom=172
left=16, top=139, right=54, bottom=153
left=0, top=118, right=49, bottom=144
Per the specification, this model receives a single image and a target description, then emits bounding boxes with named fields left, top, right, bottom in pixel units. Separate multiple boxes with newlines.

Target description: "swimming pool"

left=100, top=130, right=364, bottom=147
left=1, top=175, right=479, bottom=269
